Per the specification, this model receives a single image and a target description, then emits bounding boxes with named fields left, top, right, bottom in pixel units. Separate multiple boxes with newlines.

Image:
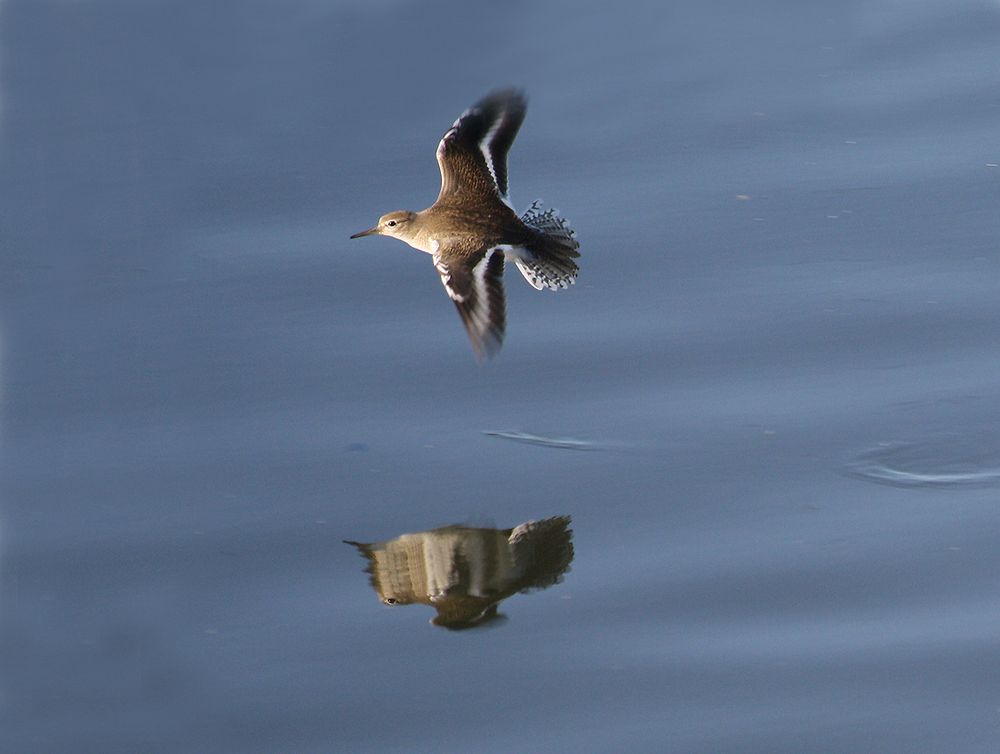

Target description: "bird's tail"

left=515, top=200, right=580, bottom=291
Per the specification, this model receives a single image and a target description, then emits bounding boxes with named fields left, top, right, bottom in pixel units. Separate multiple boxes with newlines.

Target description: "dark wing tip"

left=461, top=311, right=504, bottom=362
left=477, top=89, right=527, bottom=200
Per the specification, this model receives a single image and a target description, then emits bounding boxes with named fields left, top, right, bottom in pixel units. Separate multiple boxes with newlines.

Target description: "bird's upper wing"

left=435, top=89, right=527, bottom=208
left=432, top=243, right=507, bottom=360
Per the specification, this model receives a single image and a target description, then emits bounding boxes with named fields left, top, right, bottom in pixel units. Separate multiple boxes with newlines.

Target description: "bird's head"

left=350, top=210, right=416, bottom=240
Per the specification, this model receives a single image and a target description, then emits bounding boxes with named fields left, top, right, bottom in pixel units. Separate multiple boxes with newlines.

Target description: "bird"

left=350, top=89, right=580, bottom=360
left=345, top=516, right=574, bottom=630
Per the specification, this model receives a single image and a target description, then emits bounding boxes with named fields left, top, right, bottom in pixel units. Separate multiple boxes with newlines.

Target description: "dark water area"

left=3, top=1, right=1000, bottom=752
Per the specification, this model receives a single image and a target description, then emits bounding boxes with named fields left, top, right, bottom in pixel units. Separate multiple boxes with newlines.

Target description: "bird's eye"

left=386, top=220, right=397, bottom=227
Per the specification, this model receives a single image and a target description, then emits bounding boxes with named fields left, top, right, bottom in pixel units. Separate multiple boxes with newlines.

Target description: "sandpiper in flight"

left=351, top=89, right=581, bottom=360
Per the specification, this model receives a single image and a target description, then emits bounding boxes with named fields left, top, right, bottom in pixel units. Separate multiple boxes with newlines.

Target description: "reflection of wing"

left=344, top=538, right=422, bottom=606
left=346, top=529, right=512, bottom=610
left=508, top=516, right=574, bottom=592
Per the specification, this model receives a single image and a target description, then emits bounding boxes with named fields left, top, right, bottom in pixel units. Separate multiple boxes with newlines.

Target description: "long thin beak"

left=350, top=227, right=378, bottom=239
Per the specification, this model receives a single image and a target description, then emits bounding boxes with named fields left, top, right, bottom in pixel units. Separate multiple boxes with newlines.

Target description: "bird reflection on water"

left=345, top=516, right=573, bottom=630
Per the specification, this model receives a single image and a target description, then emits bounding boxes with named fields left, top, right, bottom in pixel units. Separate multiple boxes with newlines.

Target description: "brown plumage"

left=351, top=89, right=580, bottom=360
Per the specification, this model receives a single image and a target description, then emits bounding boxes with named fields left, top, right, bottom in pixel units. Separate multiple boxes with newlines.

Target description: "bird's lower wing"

left=433, top=246, right=507, bottom=360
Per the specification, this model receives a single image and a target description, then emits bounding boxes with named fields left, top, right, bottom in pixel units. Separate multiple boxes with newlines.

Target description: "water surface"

left=3, top=1, right=1000, bottom=752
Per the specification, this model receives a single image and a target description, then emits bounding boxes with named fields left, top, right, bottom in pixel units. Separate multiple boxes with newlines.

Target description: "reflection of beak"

left=350, top=227, right=378, bottom=239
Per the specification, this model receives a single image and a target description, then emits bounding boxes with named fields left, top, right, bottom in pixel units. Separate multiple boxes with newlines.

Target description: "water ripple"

left=483, top=431, right=599, bottom=451
left=847, top=435, right=1000, bottom=488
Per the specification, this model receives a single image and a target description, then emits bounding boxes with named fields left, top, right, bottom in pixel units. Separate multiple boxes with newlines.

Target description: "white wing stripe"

left=479, top=116, right=503, bottom=192
left=433, top=254, right=466, bottom=302
left=468, top=250, right=495, bottom=328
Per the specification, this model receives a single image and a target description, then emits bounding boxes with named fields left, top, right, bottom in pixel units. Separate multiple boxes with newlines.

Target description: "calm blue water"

left=4, top=1, right=1000, bottom=752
